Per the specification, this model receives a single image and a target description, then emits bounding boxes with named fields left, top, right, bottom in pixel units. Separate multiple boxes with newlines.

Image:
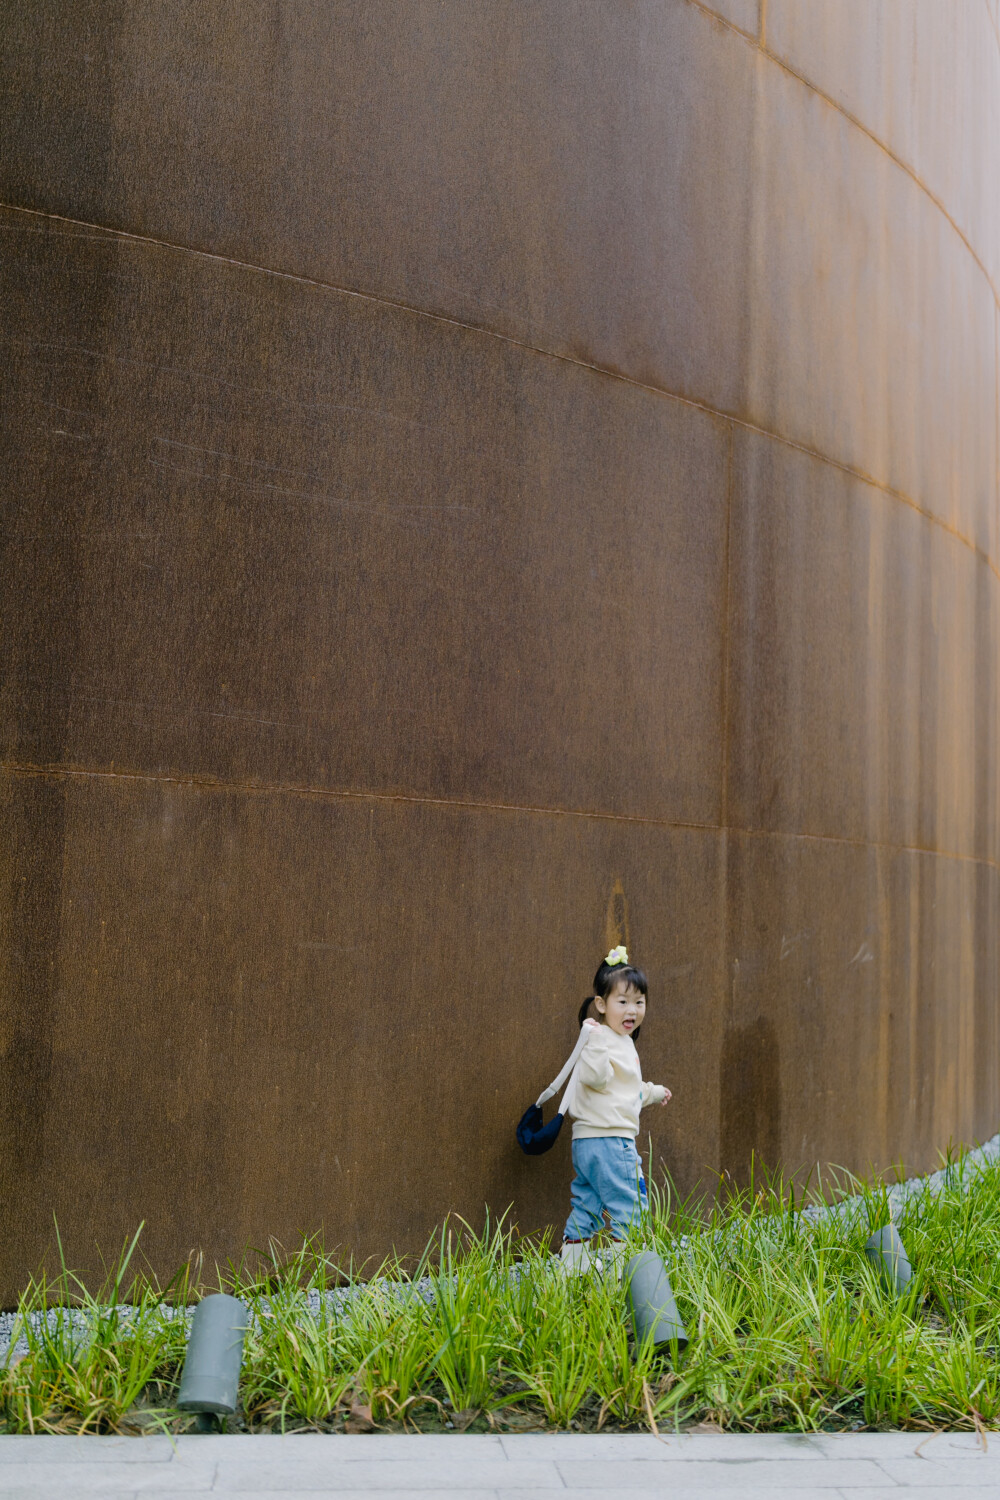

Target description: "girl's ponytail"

left=578, top=995, right=596, bottom=1028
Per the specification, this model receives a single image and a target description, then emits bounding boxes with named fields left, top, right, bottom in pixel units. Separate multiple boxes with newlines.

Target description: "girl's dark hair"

left=577, top=960, right=648, bottom=1040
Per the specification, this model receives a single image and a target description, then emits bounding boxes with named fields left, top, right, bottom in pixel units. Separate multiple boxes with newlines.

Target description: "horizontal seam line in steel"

left=3, top=760, right=995, bottom=870
left=687, top=0, right=1000, bottom=309
left=2, top=202, right=998, bottom=584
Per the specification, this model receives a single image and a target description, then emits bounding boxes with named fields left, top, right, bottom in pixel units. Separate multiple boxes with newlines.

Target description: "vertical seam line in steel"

left=996, top=302, right=1000, bottom=565
left=719, top=423, right=735, bottom=832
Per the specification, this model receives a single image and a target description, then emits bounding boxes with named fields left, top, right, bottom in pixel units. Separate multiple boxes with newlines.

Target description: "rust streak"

left=3, top=204, right=997, bottom=583
left=684, top=0, right=758, bottom=43
left=736, top=824, right=998, bottom=870
left=1, top=758, right=719, bottom=834
left=2, top=759, right=997, bottom=870
left=684, top=0, right=999, bottom=310
left=985, top=0, right=1000, bottom=57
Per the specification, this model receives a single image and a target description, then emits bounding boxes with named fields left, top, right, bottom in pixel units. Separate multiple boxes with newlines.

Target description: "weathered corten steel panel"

left=766, top=0, right=1000, bottom=290
left=1, top=0, right=998, bottom=1297
left=0, top=769, right=727, bottom=1287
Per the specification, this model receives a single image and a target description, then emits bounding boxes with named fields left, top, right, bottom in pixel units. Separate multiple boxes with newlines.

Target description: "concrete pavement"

left=0, top=1430, right=997, bottom=1498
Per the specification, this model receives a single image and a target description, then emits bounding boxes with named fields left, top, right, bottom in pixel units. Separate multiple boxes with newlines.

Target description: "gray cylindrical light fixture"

left=863, top=1223, right=913, bottom=1296
left=177, top=1293, right=248, bottom=1419
left=625, top=1251, right=689, bottom=1350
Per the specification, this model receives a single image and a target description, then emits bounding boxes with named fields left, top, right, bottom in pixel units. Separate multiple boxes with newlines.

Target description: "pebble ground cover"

left=2, top=1149, right=999, bottom=1437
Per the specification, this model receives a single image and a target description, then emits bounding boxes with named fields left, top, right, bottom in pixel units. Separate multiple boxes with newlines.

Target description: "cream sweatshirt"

left=569, top=1025, right=667, bottom=1139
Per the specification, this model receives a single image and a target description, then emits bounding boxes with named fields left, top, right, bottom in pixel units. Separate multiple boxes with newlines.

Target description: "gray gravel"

left=3, top=1133, right=997, bottom=1367
left=799, top=1131, right=1000, bottom=1229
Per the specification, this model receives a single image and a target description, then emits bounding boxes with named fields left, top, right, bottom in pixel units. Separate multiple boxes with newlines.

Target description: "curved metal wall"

left=1, top=0, right=998, bottom=1294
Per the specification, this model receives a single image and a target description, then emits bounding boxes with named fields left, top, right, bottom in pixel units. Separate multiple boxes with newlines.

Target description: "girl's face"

left=594, top=979, right=646, bottom=1037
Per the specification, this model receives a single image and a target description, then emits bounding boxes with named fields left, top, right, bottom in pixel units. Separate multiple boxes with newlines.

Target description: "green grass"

left=3, top=1150, right=999, bottom=1436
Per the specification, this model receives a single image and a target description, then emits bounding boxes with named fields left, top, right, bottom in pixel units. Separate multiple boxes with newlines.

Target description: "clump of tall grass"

left=0, top=1226, right=190, bottom=1434
left=3, top=1152, right=999, bottom=1435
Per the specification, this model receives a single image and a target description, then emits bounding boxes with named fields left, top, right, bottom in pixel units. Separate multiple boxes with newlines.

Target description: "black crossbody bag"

left=515, top=1028, right=589, bottom=1155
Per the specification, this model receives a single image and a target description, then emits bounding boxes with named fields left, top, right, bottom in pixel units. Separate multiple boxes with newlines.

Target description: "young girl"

left=562, top=947, right=671, bottom=1271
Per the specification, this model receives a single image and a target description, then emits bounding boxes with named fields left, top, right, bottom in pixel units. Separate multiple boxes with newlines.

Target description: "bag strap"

left=556, top=1060, right=582, bottom=1117
left=535, top=1027, right=590, bottom=1108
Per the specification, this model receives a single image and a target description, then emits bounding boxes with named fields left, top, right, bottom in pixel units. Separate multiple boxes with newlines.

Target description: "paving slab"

left=500, top=1488, right=839, bottom=1500
left=1, top=1431, right=999, bottom=1497
left=808, top=1431, right=996, bottom=1458
left=873, top=1457, right=1000, bottom=1484
left=499, top=1431, right=824, bottom=1459
left=0, top=1434, right=176, bottom=1462
left=175, top=1434, right=507, bottom=1460
left=214, top=1459, right=561, bottom=1490
left=557, top=1456, right=885, bottom=1487
left=159, top=1494, right=500, bottom=1500
left=500, top=1492, right=847, bottom=1500
left=0, top=1458, right=216, bottom=1491
left=209, top=1494, right=503, bottom=1500
left=846, top=1493, right=1000, bottom=1500
left=2, top=1492, right=143, bottom=1500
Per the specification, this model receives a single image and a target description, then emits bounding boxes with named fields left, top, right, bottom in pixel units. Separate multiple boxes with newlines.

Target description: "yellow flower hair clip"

left=605, top=945, right=629, bottom=967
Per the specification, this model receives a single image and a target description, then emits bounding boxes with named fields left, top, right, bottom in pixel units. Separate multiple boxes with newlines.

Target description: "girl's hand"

left=582, top=1017, right=602, bottom=1032
left=660, top=1088, right=672, bottom=1105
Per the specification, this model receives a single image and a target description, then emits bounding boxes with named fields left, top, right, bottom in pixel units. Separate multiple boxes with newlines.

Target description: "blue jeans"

left=564, top=1136, right=648, bottom=1241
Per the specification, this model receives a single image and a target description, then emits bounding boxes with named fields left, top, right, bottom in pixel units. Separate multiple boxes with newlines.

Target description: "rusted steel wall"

left=1, top=0, right=998, bottom=1297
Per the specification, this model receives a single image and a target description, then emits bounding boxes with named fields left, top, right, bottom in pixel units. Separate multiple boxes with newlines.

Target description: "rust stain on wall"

left=719, top=1016, right=782, bottom=1188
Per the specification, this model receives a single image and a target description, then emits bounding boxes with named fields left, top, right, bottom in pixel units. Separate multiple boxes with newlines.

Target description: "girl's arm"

left=640, top=1081, right=672, bottom=1108
left=577, top=1022, right=614, bottom=1092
